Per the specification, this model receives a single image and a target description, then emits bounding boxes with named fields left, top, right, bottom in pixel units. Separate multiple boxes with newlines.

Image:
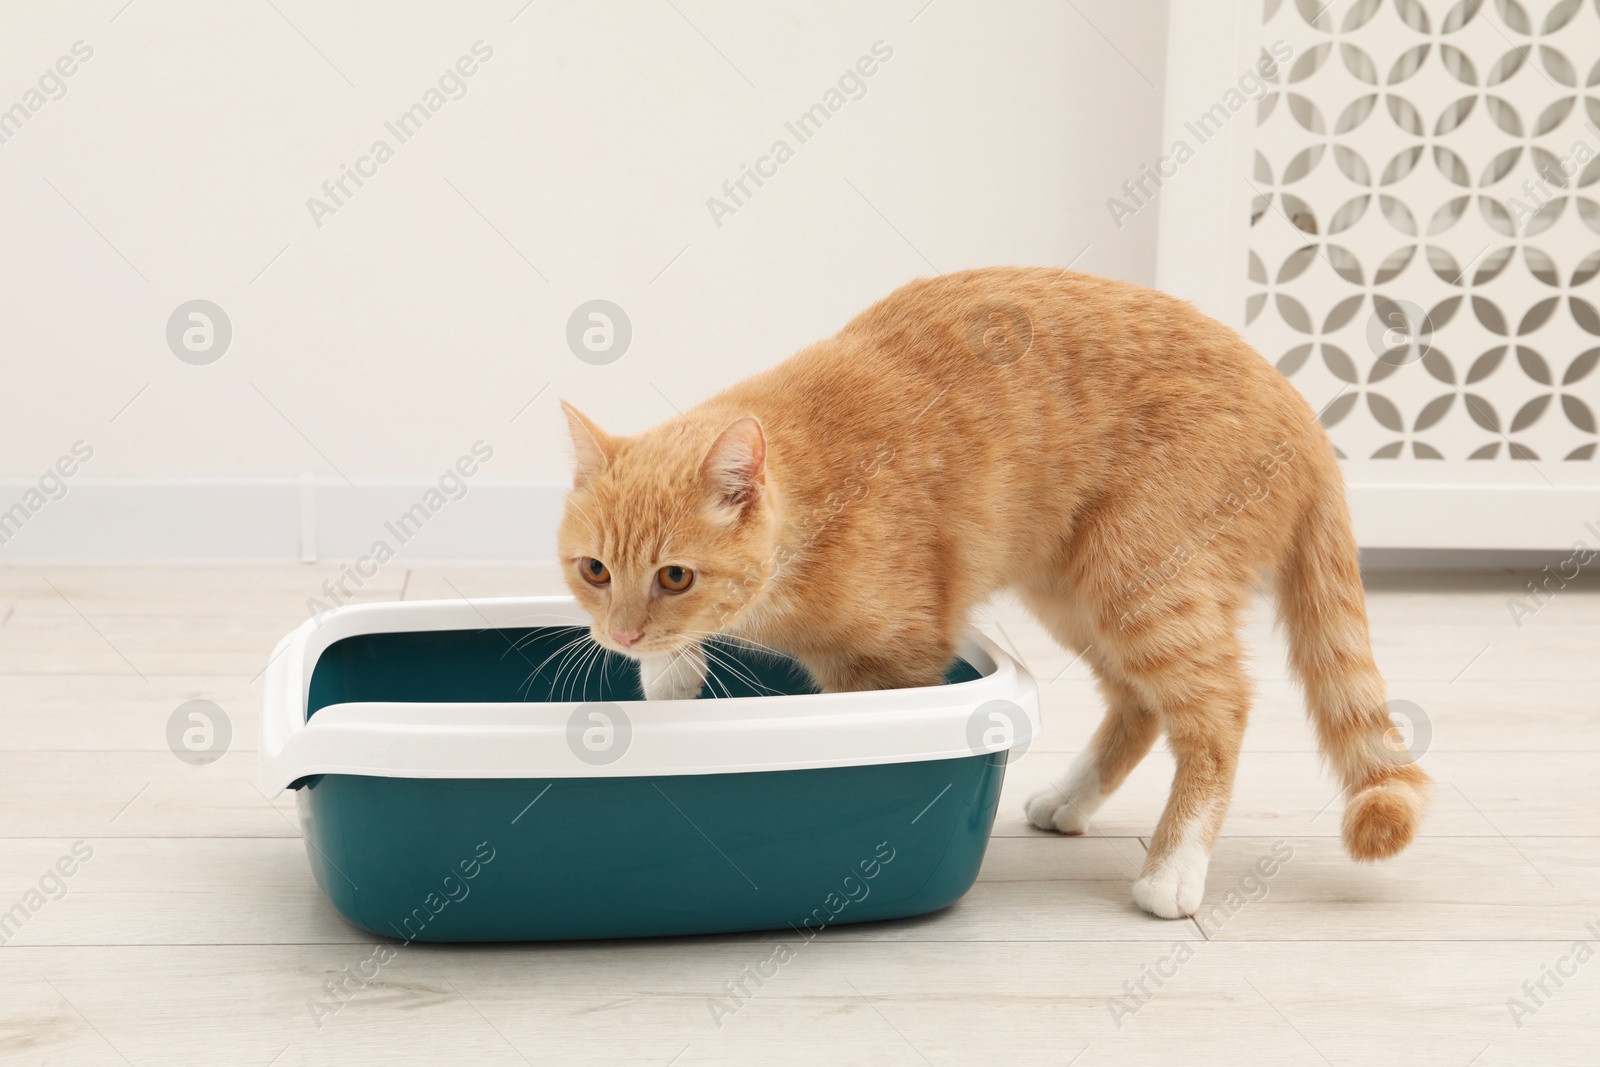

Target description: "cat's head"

left=556, top=401, right=781, bottom=658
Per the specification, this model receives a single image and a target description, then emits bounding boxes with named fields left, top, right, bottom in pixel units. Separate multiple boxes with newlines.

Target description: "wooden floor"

left=2, top=563, right=1597, bottom=1066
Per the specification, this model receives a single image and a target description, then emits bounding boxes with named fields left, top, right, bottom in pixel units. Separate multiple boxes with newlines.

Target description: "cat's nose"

left=611, top=630, right=643, bottom=648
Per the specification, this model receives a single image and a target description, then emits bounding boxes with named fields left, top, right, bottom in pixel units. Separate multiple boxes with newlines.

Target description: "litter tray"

left=260, top=596, right=1039, bottom=942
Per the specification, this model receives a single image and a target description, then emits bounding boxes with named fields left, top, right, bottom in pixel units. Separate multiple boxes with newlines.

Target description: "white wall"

left=0, top=0, right=1170, bottom=559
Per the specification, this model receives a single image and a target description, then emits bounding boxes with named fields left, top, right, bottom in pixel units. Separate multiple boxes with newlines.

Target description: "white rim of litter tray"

left=258, top=596, right=1040, bottom=796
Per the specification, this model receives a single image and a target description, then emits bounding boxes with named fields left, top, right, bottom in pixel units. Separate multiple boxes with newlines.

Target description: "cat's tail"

left=1276, top=477, right=1432, bottom=862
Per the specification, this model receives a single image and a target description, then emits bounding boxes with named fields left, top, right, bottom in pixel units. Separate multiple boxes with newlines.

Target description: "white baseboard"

left=1347, top=482, right=1600, bottom=553
left=0, top=478, right=1596, bottom=562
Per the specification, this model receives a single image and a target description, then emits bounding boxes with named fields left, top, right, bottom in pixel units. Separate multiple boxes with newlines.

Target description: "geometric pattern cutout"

left=1247, top=0, right=1600, bottom=460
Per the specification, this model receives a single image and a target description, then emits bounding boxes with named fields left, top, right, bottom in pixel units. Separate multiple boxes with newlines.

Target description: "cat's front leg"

left=804, top=646, right=953, bottom=694
left=639, top=643, right=707, bottom=701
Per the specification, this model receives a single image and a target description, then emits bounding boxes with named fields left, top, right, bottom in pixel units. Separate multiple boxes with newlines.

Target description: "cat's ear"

left=700, top=416, right=766, bottom=512
left=560, top=400, right=615, bottom=488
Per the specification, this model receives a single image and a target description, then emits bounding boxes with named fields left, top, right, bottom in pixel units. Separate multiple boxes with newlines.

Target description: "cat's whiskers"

left=683, top=643, right=738, bottom=699
left=515, top=637, right=585, bottom=700
left=547, top=635, right=599, bottom=703
left=681, top=643, right=726, bottom=700
left=677, top=631, right=785, bottom=693
left=520, top=640, right=579, bottom=701
left=696, top=640, right=783, bottom=697
left=547, top=636, right=601, bottom=702
left=520, top=630, right=592, bottom=686
left=579, top=637, right=614, bottom=701
left=569, top=640, right=608, bottom=702
left=506, top=623, right=580, bottom=657
left=683, top=629, right=789, bottom=664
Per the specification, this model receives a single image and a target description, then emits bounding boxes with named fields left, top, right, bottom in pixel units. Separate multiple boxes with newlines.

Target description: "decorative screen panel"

left=1246, top=0, right=1600, bottom=463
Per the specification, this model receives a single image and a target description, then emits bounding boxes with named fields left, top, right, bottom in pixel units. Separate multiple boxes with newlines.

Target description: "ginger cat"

left=556, top=266, right=1431, bottom=919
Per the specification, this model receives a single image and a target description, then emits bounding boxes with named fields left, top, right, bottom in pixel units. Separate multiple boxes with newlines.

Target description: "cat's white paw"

left=1131, top=838, right=1210, bottom=919
left=639, top=646, right=706, bottom=701
left=1024, top=752, right=1101, bottom=835
left=1024, top=790, right=1094, bottom=834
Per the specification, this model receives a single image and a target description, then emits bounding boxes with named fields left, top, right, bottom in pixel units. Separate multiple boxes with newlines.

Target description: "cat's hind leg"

left=1019, top=586, right=1164, bottom=835
left=1099, top=597, right=1251, bottom=919
left=1024, top=654, right=1162, bottom=835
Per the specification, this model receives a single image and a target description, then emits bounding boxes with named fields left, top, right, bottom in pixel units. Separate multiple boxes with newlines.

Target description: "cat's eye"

left=657, top=565, right=694, bottom=593
left=580, top=558, right=611, bottom=586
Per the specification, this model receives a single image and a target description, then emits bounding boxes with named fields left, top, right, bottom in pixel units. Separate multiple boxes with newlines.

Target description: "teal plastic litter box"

left=259, top=596, right=1039, bottom=942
